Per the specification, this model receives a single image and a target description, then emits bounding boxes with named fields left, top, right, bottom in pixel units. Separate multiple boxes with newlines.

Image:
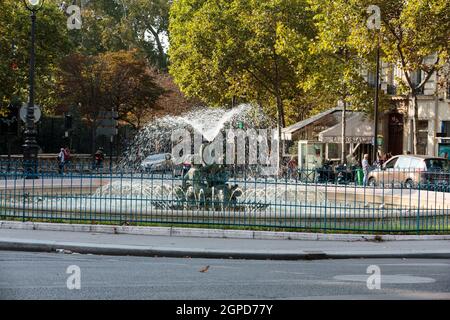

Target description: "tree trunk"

left=276, top=94, right=285, bottom=176
left=148, top=26, right=166, bottom=70
left=341, top=100, right=346, bottom=164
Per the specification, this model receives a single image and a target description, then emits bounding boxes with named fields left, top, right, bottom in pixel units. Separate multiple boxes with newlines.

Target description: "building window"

left=442, top=121, right=450, bottom=137
left=411, top=70, right=422, bottom=85
left=367, top=71, right=377, bottom=88
left=328, top=143, right=339, bottom=159
left=387, top=84, right=397, bottom=95
left=417, top=120, right=428, bottom=155
left=411, top=70, right=424, bottom=94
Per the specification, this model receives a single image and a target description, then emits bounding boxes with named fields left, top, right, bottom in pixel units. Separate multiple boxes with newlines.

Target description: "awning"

left=318, top=113, right=374, bottom=144
left=282, top=107, right=343, bottom=136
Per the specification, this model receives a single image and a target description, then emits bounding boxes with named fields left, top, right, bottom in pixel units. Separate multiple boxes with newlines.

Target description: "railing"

left=0, top=160, right=449, bottom=234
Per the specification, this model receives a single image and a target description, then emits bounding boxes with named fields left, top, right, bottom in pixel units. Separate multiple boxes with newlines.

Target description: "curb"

left=1, top=220, right=450, bottom=241
left=1, top=238, right=450, bottom=260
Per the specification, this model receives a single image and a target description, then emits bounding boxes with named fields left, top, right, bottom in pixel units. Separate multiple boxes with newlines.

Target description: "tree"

left=0, top=0, right=72, bottom=114
left=56, top=54, right=106, bottom=154
left=278, top=0, right=395, bottom=162
left=125, top=0, right=170, bottom=70
left=68, top=0, right=170, bottom=69
left=101, top=51, right=165, bottom=130
left=56, top=50, right=164, bottom=153
left=169, top=0, right=316, bottom=140
left=277, top=0, right=376, bottom=163
left=152, top=71, right=200, bottom=118
left=66, top=0, right=135, bottom=56
left=379, top=0, right=449, bottom=154
left=334, top=0, right=450, bottom=154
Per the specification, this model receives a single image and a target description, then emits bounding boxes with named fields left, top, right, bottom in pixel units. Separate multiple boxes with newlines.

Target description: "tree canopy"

left=56, top=50, right=164, bottom=131
left=169, top=0, right=317, bottom=128
left=0, top=0, right=72, bottom=114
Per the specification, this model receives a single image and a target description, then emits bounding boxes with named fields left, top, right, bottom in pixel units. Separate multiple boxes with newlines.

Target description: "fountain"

left=172, top=143, right=243, bottom=210
left=119, top=103, right=275, bottom=170
left=2, top=105, right=448, bottom=233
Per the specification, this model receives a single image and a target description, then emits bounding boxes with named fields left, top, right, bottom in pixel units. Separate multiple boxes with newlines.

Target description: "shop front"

left=282, top=108, right=375, bottom=170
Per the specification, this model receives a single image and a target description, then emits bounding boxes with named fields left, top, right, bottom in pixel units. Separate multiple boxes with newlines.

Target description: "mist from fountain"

left=118, top=103, right=275, bottom=169
left=181, top=104, right=250, bottom=141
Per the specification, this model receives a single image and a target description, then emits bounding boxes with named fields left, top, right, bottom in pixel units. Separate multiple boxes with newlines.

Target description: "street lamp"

left=23, top=0, right=44, bottom=178
left=373, top=33, right=381, bottom=164
left=367, top=5, right=382, bottom=164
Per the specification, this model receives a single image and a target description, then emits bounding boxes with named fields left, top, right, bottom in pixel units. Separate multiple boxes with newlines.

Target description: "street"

left=1, top=250, right=449, bottom=299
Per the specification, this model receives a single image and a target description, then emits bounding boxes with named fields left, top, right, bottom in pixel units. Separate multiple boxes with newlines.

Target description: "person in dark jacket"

left=94, top=147, right=105, bottom=170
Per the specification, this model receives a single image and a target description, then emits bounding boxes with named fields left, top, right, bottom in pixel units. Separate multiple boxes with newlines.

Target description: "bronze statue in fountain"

left=175, top=144, right=242, bottom=210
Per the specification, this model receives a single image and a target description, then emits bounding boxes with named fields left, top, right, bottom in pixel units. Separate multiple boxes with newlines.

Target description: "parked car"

left=140, top=153, right=173, bottom=173
left=367, top=155, right=450, bottom=189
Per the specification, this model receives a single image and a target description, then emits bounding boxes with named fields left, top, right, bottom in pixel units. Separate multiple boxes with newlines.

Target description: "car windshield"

left=425, top=158, right=450, bottom=171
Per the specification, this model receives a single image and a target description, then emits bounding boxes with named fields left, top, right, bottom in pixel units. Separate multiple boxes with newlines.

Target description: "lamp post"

left=367, top=5, right=382, bottom=164
left=373, top=33, right=381, bottom=164
left=23, top=0, right=44, bottom=178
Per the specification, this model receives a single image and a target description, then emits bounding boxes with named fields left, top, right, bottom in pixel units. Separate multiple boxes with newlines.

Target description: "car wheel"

left=368, top=177, right=376, bottom=187
left=404, top=179, right=415, bottom=189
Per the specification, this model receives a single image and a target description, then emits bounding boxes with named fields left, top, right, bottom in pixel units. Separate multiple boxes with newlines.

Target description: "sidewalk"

left=1, top=227, right=450, bottom=260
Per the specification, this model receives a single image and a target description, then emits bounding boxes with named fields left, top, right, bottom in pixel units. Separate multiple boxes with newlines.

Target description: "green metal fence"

left=1, top=159, right=449, bottom=234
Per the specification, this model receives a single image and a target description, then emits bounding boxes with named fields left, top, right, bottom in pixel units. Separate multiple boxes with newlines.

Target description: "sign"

left=321, top=136, right=373, bottom=144
left=19, top=104, right=41, bottom=123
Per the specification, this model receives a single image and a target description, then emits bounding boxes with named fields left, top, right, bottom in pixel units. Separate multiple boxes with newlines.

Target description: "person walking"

left=94, top=147, right=105, bottom=170
left=287, top=156, right=298, bottom=180
left=362, top=153, right=370, bottom=187
left=63, top=147, right=71, bottom=171
left=57, top=148, right=65, bottom=175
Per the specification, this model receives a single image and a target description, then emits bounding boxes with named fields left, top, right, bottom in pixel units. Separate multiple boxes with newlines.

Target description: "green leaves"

left=169, top=0, right=316, bottom=125
left=0, top=0, right=71, bottom=111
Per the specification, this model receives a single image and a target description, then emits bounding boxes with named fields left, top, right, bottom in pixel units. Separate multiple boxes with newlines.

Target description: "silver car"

left=140, top=153, right=173, bottom=173
left=367, top=155, right=450, bottom=189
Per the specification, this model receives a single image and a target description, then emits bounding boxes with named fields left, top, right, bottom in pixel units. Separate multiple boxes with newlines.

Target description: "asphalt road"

left=1, top=250, right=449, bottom=299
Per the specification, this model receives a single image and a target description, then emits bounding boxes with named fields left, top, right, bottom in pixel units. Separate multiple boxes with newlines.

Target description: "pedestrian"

left=94, top=147, right=105, bottom=170
left=63, top=146, right=71, bottom=171
left=362, top=153, right=370, bottom=187
left=57, top=147, right=65, bottom=175
left=287, top=156, right=298, bottom=179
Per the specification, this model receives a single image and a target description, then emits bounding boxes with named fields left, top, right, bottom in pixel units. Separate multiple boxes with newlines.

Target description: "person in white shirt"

left=362, top=153, right=370, bottom=186
left=57, top=148, right=65, bottom=174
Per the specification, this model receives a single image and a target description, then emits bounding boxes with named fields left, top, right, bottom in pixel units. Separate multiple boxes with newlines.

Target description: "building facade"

left=372, top=57, right=450, bottom=158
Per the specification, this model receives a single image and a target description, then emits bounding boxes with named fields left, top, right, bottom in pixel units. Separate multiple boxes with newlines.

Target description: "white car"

left=140, top=153, right=173, bottom=173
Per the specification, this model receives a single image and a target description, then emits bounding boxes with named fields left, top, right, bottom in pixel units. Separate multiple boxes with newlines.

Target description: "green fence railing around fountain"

left=1, top=159, right=450, bottom=234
